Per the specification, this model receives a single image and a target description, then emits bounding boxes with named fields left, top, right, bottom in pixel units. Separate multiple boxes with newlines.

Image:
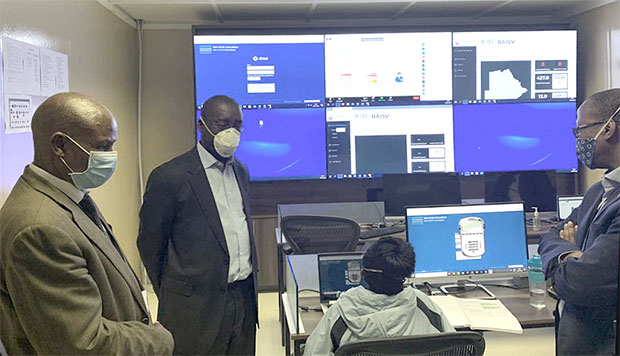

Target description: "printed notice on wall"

left=2, top=37, right=41, bottom=96
left=1, top=37, right=69, bottom=134
left=40, top=48, right=69, bottom=97
left=4, top=95, right=32, bottom=133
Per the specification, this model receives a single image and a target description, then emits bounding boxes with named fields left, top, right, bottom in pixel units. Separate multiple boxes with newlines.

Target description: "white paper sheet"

left=4, top=94, right=33, bottom=134
left=458, top=298, right=523, bottom=334
left=40, top=48, right=69, bottom=97
left=429, top=295, right=523, bottom=334
left=429, top=295, right=470, bottom=328
left=2, top=37, right=41, bottom=96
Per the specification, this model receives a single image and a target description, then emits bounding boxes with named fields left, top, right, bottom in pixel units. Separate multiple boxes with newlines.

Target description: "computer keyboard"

left=360, top=225, right=406, bottom=239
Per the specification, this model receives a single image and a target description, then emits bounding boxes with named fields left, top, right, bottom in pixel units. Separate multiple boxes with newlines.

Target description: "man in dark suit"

left=539, top=88, right=620, bottom=355
left=0, top=92, right=174, bottom=355
left=138, top=95, right=258, bottom=355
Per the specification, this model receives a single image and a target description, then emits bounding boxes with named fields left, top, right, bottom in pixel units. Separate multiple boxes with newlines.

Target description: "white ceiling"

left=96, top=0, right=619, bottom=29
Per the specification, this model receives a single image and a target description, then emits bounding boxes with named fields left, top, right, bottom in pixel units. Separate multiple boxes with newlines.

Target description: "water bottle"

left=532, top=207, right=541, bottom=231
left=528, top=255, right=546, bottom=309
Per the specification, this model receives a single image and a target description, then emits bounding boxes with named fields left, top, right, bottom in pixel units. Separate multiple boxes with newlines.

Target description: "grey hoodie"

left=303, top=286, right=455, bottom=356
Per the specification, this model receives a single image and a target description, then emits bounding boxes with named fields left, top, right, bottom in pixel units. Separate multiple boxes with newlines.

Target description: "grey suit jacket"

left=0, top=166, right=174, bottom=355
left=138, top=147, right=258, bottom=355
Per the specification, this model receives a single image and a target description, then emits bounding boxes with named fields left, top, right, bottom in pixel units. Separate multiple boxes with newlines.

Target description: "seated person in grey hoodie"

left=303, top=237, right=455, bottom=356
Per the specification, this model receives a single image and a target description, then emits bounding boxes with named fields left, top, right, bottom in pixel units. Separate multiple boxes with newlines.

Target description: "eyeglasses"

left=201, top=118, right=243, bottom=132
left=572, top=105, right=620, bottom=138
left=572, top=121, right=608, bottom=138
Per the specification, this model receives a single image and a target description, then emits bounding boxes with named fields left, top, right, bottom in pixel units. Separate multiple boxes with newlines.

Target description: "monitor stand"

left=439, top=280, right=497, bottom=299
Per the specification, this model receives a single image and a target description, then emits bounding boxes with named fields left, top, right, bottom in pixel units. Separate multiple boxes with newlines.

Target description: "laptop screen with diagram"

left=318, top=252, right=368, bottom=303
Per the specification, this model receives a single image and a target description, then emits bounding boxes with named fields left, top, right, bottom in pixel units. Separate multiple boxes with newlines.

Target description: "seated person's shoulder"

left=410, top=288, right=444, bottom=313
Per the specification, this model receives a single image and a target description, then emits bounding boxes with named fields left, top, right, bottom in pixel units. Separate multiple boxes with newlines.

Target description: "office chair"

left=280, top=215, right=360, bottom=254
left=333, top=331, right=485, bottom=356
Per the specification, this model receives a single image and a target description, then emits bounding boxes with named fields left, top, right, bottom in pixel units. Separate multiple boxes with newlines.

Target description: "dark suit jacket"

left=538, top=181, right=620, bottom=355
left=138, top=147, right=259, bottom=355
left=0, top=167, right=173, bottom=355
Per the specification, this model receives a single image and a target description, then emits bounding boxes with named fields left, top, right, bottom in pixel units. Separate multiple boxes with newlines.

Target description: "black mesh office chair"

left=333, top=332, right=485, bottom=356
left=280, top=215, right=360, bottom=254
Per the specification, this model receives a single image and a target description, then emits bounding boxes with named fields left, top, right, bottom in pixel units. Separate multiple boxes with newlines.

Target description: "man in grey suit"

left=0, top=92, right=174, bottom=355
left=539, top=88, right=620, bottom=355
left=138, top=95, right=258, bottom=355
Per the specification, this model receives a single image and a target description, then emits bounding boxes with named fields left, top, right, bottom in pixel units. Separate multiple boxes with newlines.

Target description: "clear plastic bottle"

left=528, top=255, right=546, bottom=309
left=532, top=207, right=541, bottom=231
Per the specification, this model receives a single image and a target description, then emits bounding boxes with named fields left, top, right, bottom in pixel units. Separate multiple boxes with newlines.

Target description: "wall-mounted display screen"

left=193, top=30, right=577, bottom=181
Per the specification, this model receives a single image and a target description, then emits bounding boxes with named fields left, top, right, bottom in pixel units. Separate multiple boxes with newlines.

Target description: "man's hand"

left=561, top=250, right=583, bottom=261
left=559, top=221, right=578, bottom=245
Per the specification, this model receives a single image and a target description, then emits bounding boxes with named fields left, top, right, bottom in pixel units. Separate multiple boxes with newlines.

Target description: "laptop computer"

left=318, top=252, right=367, bottom=312
left=557, top=195, right=584, bottom=220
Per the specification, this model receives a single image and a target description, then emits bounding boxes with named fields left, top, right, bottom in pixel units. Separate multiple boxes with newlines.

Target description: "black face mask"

left=363, top=268, right=406, bottom=295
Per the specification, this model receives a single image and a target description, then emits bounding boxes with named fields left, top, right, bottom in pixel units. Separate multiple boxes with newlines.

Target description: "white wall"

left=571, top=0, right=620, bottom=190
left=0, top=0, right=143, bottom=271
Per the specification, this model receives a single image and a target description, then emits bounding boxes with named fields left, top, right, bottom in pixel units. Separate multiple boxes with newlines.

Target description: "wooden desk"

left=282, top=285, right=555, bottom=356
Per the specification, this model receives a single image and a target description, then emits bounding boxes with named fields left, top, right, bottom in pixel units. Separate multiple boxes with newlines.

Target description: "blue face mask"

left=60, top=135, right=118, bottom=190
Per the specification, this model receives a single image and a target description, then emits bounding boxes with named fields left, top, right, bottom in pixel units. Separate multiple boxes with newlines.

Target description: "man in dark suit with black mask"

left=539, top=88, right=620, bottom=355
left=138, top=95, right=258, bottom=355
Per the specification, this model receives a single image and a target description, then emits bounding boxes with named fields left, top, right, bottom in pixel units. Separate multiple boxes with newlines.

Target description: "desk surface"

left=287, top=285, right=555, bottom=341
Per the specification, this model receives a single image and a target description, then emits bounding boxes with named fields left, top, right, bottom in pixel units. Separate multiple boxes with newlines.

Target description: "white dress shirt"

left=29, top=164, right=86, bottom=204
left=196, top=144, right=252, bottom=283
left=599, top=166, right=620, bottom=208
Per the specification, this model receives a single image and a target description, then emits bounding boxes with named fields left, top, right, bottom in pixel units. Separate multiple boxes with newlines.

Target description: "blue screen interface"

left=194, top=38, right=325, bottom=106
left=406, top=203, right=528, bottom=278
left=454, top=102, right=577, bottom=172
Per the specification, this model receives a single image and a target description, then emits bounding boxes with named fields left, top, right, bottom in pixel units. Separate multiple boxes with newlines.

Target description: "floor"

left=147, top=292, right=554, bottom=356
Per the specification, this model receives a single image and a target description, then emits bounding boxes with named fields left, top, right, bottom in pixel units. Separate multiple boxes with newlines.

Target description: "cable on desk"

left=299, top=305, right=323, bottom=312
left=423, top=282, right=440, bottom=295
left=446, top=286, right=480, bottom=295
left=298, top=289, right=320, bottom=294
left=482, top=282, right=522, bottom=289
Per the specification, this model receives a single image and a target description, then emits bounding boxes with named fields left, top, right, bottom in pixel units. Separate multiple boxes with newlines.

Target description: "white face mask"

left=60, top=134, right=118, bottom=190
left=201, top=118, right=241, bottom=158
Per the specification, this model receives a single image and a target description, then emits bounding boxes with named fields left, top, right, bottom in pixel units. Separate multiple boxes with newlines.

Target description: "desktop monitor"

left=484, top=171, right=557, bottom=211
left=382, top=173, right=462, bottom=216
left=405, top=202, right=528, bottom=283
left=557, top=195, right=584, bottom=220
left=318, top=252, right=368, bottom=303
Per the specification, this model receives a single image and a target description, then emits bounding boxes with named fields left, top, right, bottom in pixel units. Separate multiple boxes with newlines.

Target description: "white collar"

left=29, top=163, right=86, bottom=204
left=196, top=143, right=231, bottom=171
left=602, top=166, right=620, bottom=194
left=604, top=166, right=620, bottom=183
